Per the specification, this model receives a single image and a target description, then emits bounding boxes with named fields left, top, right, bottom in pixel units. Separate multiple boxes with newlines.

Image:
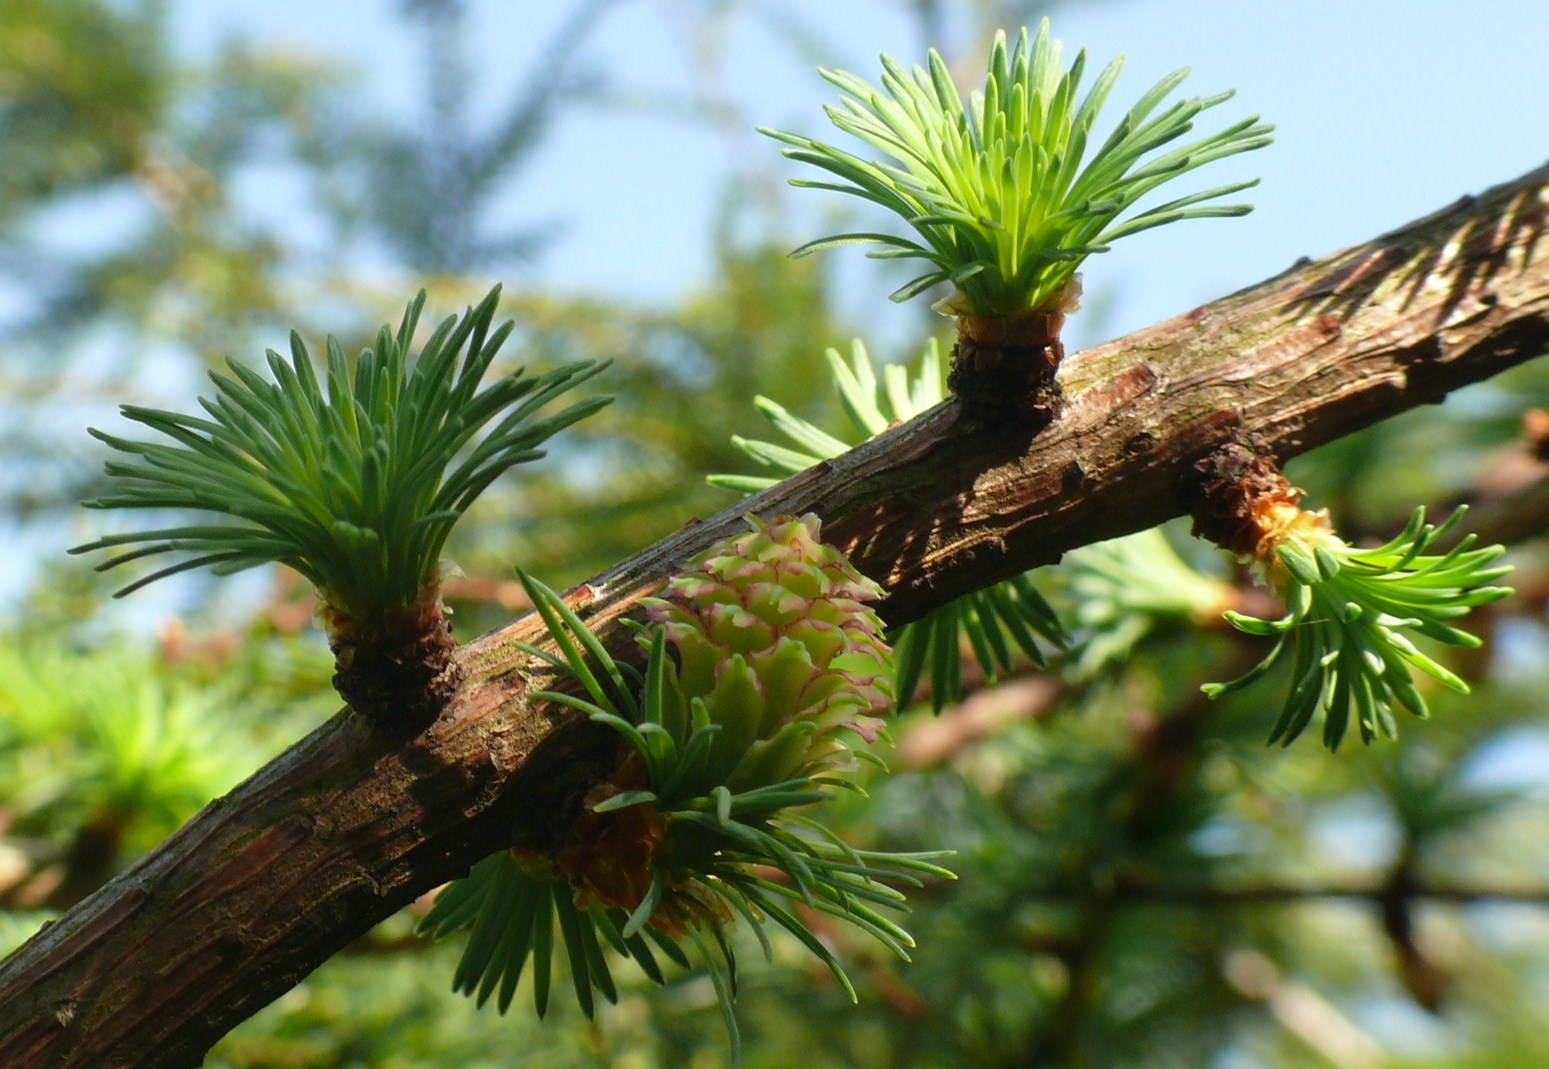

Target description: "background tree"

left=3, top=3, right=1549, bottom=1068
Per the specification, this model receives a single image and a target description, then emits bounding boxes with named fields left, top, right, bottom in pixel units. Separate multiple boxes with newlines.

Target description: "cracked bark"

left=2, top=160, right=1547, bottom=1068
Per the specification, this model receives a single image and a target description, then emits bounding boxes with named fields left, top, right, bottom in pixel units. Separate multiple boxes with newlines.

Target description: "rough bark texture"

left=947, top=311, right=1065, bottom=420
left=945, top=277, right=1082, bottom=418
left=2, top=161, right=1547, bottom=1068
left=1189, top=443, right=1310, bottom=559
left=327, top=588, right=462, bottom=729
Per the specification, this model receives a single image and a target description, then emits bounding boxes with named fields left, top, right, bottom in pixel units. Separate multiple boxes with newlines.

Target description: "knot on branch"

left=948, top=306, right=1069, bottom=424
left=1189, top=444, right=1325, bottom=561
left=329, top=593, right=462, bottom=728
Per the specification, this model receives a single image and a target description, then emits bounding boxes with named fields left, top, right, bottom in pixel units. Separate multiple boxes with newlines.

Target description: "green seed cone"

left=644, top=514, right=894, bottom=792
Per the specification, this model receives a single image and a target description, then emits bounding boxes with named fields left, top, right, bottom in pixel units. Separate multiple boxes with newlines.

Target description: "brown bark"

left=2, top=161, right=1547, bottom=1068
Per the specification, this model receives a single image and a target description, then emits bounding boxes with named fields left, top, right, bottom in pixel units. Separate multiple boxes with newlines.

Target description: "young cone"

left=560, top=513, right=895, bottom=918
left=645, top=514, right=894, bottom=787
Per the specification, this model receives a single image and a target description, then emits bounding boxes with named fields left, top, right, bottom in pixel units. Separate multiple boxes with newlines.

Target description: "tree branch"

left=3, top=162, right=1547, bottom=1068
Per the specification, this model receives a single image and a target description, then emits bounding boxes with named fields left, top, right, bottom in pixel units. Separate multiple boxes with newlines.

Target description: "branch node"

left=947, top=310, right=1066, bottom=424
left=328, top=590, right=463, bottom=728
left=1188, top=444, right=1323, bottom=560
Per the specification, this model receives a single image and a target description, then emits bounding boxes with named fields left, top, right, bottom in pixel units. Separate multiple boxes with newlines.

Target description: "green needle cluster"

left=1059, top=526, right=1237, bottom=681
left=418, top=853, right=690, bottom=1024
left=710, top=339, right=1065, bottom=711
left=764, top=19, right=1272, bottom=319
left=1204, top=508, right=1511, bottom=749
left=73, top=287, right=610, bottom=640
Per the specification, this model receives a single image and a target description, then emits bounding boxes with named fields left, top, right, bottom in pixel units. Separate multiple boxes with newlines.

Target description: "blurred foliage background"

left=4, top=1, right=1549, bottom=1067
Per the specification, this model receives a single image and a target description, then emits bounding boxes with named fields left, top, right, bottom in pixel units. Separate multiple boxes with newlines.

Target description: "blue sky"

left=175, top=0, right=1549, bottom=352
